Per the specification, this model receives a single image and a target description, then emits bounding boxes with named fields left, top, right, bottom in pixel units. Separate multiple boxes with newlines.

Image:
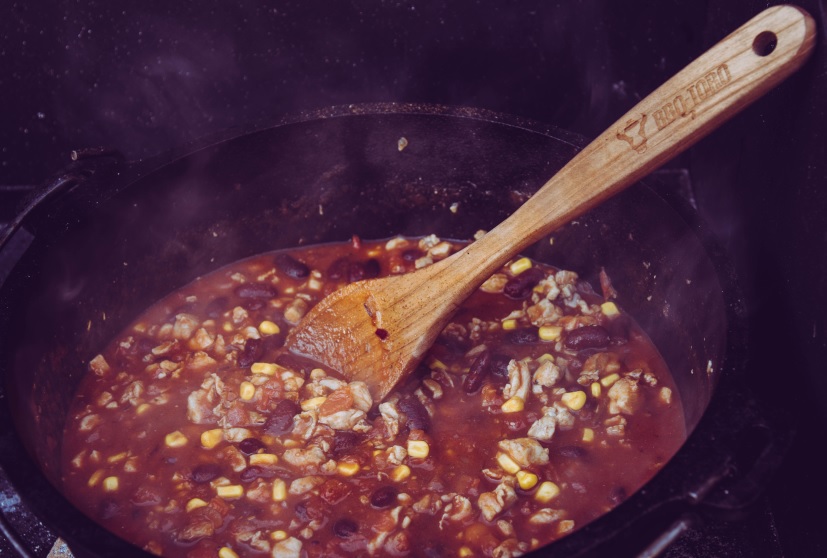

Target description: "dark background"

left=1, top=0, right=825, bottom=556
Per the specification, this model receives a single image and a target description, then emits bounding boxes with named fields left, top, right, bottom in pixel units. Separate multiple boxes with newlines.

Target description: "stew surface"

left=61, top=235, right=685, bottom=558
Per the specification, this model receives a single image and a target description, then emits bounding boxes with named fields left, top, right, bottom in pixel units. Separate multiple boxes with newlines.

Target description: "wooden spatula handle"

left=457, top=5, right=815, bottom=281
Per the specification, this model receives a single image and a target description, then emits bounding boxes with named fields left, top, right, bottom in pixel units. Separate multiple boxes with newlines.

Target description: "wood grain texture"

left=286, top=5, right=816, bottom=400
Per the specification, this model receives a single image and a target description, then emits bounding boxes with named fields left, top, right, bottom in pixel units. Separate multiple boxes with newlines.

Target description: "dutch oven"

left=0, top=104, right=782, bottom=557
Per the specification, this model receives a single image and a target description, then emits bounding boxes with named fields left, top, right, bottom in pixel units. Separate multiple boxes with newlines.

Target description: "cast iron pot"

left=0, top=104, right=782, bottom=557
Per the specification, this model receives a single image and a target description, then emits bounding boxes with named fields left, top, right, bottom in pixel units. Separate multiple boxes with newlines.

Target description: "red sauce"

left=61, top=235, right=685, bottom=557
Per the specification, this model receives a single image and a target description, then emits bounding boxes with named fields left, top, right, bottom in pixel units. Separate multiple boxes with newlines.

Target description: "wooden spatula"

left=286, top=5, right=815, bottom=401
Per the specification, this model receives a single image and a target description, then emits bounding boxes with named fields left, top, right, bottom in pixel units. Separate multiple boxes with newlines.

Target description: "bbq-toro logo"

left=617, top=63, right=733, bottom=152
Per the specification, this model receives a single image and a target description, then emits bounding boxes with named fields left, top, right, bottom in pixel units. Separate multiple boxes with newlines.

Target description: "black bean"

left=333, top=518, right=359, bottom=538
left=238, top=438, right=266, bottom=455
left=370, top=486, right=398, bottom=508
left=204, top=296, right=229, bottom=319
left=505, top=328, right=539, bottom=345
left=397, top=395, right=431, bottom=432
left=234, top=282, right=278, bottom=299
left=332, top=431, right=363, bottom=455
left=503, top=267, right=545, bottom=299
left=240, top=466, right=273, bottom=483
left=237, top=338, right=263, bottom=368
left=191, top=463, right=221, bottom=483
left=347, top=259, right=380, bottom=282
left=489, top=354, right=512, bottom=380
left=263, top=399, right=301, bottom=436
left=464, top=351, right=490, bottom=394
left=275, top=253, right=310, bottom=279
left=564, top=325, right=611, bottom=351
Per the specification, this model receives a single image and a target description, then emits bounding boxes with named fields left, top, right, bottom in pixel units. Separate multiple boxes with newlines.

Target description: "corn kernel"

left=102, top=476, right=119, bottom=492
left=107, top=451, right=128, bottom=464
left=509, top=257, right=533, bottom=275
left=259, top=320, right=281, bottom=335
left=582, top=428, right=594, bottom=442
left=591, top=382, right=601, bottom=398
left=535, top=481, right=561, bottom=503
left=88, top=469, right=105, bottom=487
left=301, top=396, right=327, bottom=411
left=601, top=301, right=620, bottom=318
left=600, top=373, right=621, bottom=387
left=558, top=519, right=575, bottom=534
left=271, top=530, right=288, bottom=541
left=538, top=325, right=562, bottom=341
left=249, top=453, right=279, bottom=466
left=219, top=547, right=239, bottom=558
left=391, top=464, right=411, bottom=482
left=501, top=396, right=525, bottom=413
left=216, top=485, right=244, bottom=499
left=501, top=319, right=518, bottom=331
left=136, top=403, right=151, bottom=415
left=561, top=391, right=587, bottom=411
left=496, top=452, right=521, bottom=475
left=222, top=322, right=234, bottom=332
left=238, top=381, right=256, bottom=401
left=201, top=428, right=223, bottom=449
left=516, top=470, right=539, bottom=490
left=337, top=461, right=360, bottom=476
left=165, top=431, right=188, bottom=448
left=537, top=353, right=555, bottom=363
left=407, top=440, right=430, bottom=459
left=428, top=358, right=447, bottom=370
left=272, top=479, right=287, bottom=502
left=251, top=362, right=278, bottom=376
left=458, top=547, right=474, bottom=557
left=186, top=498, right=208, bottom=512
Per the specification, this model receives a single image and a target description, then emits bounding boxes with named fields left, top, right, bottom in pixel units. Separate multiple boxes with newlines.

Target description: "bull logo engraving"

left=616, top=114, right=648, bottom=153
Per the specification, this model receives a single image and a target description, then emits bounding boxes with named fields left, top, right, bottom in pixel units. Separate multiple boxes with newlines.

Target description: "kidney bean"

left=464, top=351, right=490, bottom=394
left=505, top=328, right=539, bottom=345
left=191, top=463, right=221, bottom=483
left=503, top=267, right=545, bottom=299
left=234, top=282, right=278, bottom=299
left=263, top=399, right=300, bottom=436
left=237, top=338, right=263, bottom=368
left=370, top=486, right=398, bottom=508
left=333, top=518, right=359, bottom=538
left=238, top=438, right=266, bottom=455
left=203, top=296, right=229, bottom=319
left=397, top=395, right=431, bottom=432
left=275, top=253, right=310, bottom=279
left=564, top=325, right=610, bottom=351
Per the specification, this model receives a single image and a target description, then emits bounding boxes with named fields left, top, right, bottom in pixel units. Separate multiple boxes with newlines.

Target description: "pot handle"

left=0, top=148, right=124, bottom=249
